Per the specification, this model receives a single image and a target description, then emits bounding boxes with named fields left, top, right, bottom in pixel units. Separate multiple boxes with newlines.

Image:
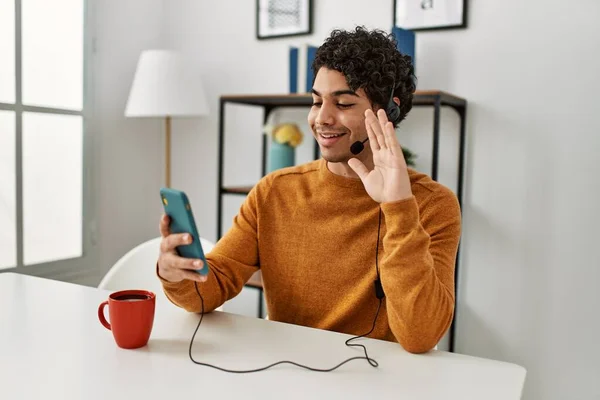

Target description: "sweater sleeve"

left=157, top=177, right=270, bottom=313
left=379, top=187, right=461, bottom=353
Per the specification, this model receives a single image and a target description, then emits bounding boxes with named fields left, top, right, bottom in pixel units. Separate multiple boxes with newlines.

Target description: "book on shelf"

left=289, top=44, right=317, bottom=94
left=392, top=26, right=416, bottom=72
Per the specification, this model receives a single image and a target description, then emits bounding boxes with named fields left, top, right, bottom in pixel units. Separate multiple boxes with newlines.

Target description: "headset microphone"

left=350, top=138, right=369, bottom=155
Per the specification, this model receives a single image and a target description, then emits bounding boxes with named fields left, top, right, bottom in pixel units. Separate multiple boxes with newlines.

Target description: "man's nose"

left=315, top=103, right=335, bottom=126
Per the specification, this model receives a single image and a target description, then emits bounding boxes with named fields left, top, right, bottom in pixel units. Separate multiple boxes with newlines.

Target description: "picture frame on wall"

left=393, top=0, right=467, bottom=32
left=256, top=0, right=313, bottom=40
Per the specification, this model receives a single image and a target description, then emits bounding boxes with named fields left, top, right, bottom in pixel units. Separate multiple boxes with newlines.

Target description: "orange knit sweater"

left=159, top=159, right=461, bottom=353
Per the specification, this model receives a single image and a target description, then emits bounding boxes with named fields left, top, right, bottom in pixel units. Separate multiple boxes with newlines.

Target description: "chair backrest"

left=98, top=236, right=216, bottom=310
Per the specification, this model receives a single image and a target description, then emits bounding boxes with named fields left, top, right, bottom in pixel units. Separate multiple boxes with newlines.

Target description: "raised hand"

left=347, top=109, right=413, bottom=203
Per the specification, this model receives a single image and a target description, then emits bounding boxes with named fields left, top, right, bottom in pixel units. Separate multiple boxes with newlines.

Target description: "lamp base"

left=165, top=116, right=171, bottom=188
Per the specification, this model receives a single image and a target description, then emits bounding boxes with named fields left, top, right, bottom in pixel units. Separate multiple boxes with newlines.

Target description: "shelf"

left=246, top=270, right=263, bottom=289
left=220, top=90, right=466, bottom=110
left=220, top=93, right=315, bottom=108
left=218, top=89, right=467, bottom=348
left=222, top=186, right=253, bottom=195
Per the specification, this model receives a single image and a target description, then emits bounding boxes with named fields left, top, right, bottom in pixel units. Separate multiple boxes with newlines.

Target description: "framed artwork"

left=256, top=0, right=313, bottom=40
left=393, top=0, right=467, bottom=32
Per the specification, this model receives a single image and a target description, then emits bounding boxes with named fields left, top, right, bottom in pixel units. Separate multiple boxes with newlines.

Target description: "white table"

left=0, top=273, right=526, bottom=399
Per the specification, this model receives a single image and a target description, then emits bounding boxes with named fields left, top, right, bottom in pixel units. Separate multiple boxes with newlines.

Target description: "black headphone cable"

left=187, top=208, right=385, bottom=373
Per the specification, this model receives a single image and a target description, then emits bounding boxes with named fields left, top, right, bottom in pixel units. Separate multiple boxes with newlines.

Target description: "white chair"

left=98, top=236, right=221, bottom=311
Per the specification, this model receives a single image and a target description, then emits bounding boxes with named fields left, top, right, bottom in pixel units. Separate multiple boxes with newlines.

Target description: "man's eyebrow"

left=311, top=89, right=359, bottom=97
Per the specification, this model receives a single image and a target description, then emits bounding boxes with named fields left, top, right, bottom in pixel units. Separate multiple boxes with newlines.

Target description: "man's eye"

left=312, top=102, right=322, bottom=107
left=337, top=104, right=354, bottom=109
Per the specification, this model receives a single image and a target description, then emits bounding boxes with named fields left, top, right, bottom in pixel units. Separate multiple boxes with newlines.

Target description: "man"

left=156, top=27, right=461, bottom=354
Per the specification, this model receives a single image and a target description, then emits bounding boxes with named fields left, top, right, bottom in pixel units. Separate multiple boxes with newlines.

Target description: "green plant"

left=403, top=147, right=417, bottom=168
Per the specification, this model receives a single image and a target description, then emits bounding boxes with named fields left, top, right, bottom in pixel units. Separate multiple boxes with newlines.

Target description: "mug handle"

left=98, top=301, right=111, bottom=330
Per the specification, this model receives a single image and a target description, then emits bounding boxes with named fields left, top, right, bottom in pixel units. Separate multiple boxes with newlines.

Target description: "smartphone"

left=159, top=188, right=209, bottom=276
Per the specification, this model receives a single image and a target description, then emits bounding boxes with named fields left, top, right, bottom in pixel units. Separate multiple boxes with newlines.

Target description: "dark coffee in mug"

left=114, top=294, right=152, bottom=302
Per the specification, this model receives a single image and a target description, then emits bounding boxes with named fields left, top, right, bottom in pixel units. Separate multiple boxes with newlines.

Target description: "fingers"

left=160, top=232, right=192, bottom=253
left=365, top=109, right=385, bottom=150
left=348, top=158, right=370, bottom=181
left=157, top=230, right=208, bottom=284
left=158, top=253, right=207, bottom=283
left=383, top=119, right=401, bottom=157
left=377, top=109, right=389, bottom=136
left=364, top=111, right=379, bottom=151
left=159, top=214, right=171, bottom=238
left=163, top=252, right=205, bottom=272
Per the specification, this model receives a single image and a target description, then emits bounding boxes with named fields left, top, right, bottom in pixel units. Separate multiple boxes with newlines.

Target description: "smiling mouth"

left=319, top=132, right=347, bottom=138
left=318, top=132, right=347, bottom=147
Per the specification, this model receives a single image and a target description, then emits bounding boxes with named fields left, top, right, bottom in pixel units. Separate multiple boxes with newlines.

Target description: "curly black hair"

left=312, top=26, right=416, bottom=126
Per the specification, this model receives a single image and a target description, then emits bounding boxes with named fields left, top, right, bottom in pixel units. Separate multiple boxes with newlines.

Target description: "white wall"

left=88, top=0, right=167, bottom=284
left=442, top=2, right=600, bottom=400
left=87, top=0, right=600, bottom=398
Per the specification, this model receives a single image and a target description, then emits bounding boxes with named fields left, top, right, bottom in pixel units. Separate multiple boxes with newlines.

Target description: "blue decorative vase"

left=268, top=141, right=295, bottom=173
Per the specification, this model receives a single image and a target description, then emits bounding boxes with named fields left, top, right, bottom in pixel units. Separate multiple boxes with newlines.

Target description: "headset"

left=350, top=80, right=400, bottom=155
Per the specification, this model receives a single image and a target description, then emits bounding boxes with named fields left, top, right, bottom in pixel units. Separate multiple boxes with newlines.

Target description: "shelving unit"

left=217, top=91, right=467, bottom=351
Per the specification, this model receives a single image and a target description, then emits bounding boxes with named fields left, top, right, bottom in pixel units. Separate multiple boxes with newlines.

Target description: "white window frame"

left=0, top=0, right=95, bottom=283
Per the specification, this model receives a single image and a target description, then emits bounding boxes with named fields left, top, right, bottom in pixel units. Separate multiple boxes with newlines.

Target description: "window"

left=0, top=0, right=87, bottom=270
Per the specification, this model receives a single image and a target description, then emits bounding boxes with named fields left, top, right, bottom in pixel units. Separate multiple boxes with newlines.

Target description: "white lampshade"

left=125, top=49, right=209, bottom=117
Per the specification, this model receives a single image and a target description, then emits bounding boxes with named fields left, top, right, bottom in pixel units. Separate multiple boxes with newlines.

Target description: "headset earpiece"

left=385, top=79, right=400, bottom=124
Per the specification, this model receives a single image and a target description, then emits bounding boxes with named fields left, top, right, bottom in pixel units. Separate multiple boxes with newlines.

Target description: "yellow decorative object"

left=267, top=123, right=304, bottom=148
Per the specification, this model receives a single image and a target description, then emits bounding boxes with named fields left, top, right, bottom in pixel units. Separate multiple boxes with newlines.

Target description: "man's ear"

left=372, top=106, right=385, bottom=116
left=393, top=97, right=400, bottom=106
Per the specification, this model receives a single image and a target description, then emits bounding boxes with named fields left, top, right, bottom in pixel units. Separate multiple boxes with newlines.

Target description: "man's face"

left=308, top=68, right=373, bottom=164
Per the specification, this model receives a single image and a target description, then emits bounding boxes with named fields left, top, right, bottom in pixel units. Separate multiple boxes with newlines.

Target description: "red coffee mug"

left=98, top=290, right=156, bottom=349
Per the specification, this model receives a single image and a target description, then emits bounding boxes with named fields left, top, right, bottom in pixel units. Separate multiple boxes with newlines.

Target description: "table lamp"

left=125, top=49, right=209, bottom=187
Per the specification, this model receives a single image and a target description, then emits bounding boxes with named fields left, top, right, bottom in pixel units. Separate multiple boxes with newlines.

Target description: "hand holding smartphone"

left=157, top=188, right=209, bottom=283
